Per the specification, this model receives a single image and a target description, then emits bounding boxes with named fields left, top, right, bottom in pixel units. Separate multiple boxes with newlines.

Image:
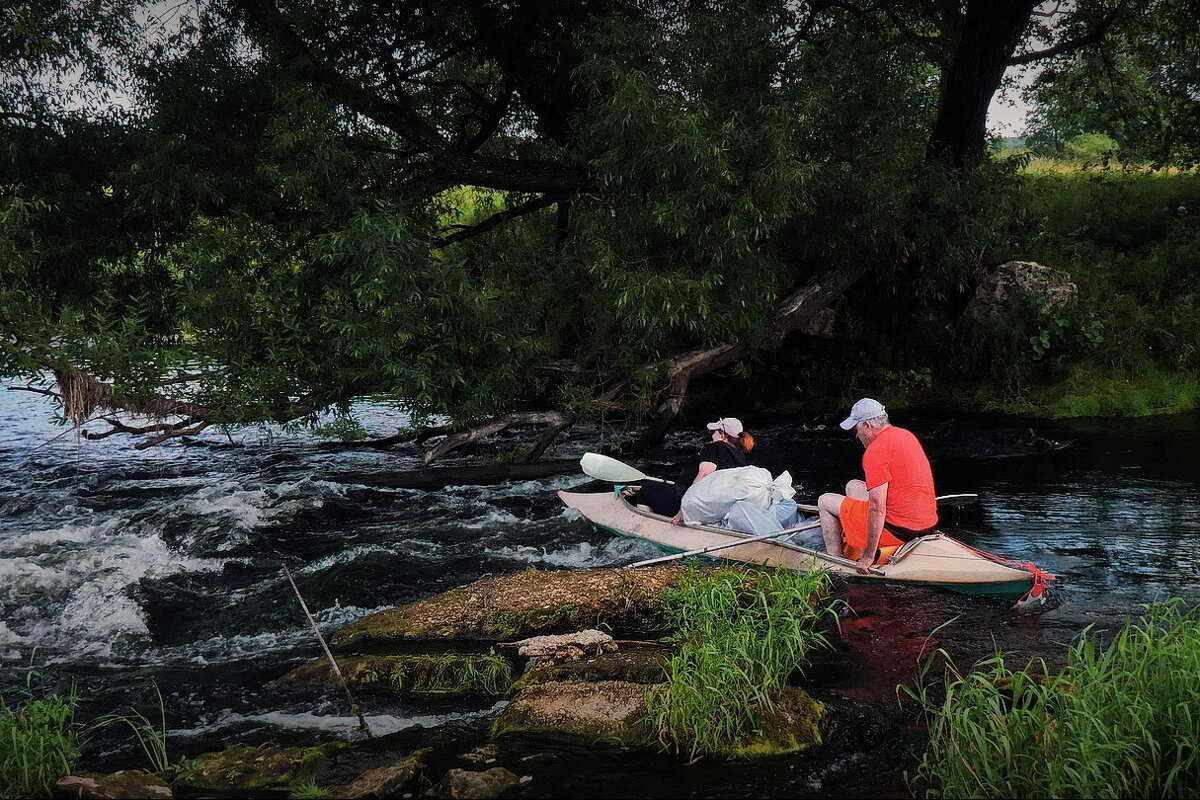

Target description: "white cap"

left=839, top=398, right=886, bottom=430
left=706, top=417, right=744, bottom=436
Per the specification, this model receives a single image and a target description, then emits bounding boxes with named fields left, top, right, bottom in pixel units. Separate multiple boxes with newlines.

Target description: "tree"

left=0, top=0, right=1186, bottom=458
left=1024, top=0, right=1200, bottom=164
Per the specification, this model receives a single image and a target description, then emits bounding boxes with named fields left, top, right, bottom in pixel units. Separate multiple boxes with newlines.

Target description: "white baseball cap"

left=706, top=417, right=744, bottom=436
left=839, top=398, right=885, bottom=430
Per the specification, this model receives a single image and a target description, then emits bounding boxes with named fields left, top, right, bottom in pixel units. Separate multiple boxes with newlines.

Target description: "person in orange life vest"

left=816, top=399, right=938, bottom=574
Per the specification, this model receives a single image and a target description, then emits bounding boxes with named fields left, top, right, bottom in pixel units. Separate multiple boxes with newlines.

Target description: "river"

left=2, top=384, right=1199, bottom=797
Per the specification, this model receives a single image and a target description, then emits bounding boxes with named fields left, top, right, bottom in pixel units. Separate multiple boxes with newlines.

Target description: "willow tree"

left=0, top=0, right=1171, bottom=458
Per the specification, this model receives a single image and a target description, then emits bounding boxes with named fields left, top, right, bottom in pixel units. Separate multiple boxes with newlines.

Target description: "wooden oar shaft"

left=627, top=520, right=822, bottom=568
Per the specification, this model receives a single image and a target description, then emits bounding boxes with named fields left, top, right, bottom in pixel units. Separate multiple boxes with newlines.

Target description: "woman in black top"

left=633, top=417, right=756, bottom=520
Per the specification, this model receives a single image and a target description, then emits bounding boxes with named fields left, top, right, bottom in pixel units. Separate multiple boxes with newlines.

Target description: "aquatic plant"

left=386, top=652, right=513, bottom=695
left=0, top=681, right=81, bottom=799
left=644, top=566, right=834, bottom=758
left=910, top=599, right=1200, bottom=798
left=286, top=778, right=328, bottom=799
left=91, top=679, right=170, bottom=774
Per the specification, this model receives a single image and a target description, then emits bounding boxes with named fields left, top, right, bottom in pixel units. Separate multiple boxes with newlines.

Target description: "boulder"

left=963, top=260, right=1078, bottom=324
left=327, top=749, right=428, bottom=798
left=425, top=767, right=520, bottom=799
left=172, top=741, right=342, bottom=792
left=52, top=771, right=171, bottom=799
left=332, top=565, right=696, bottom=647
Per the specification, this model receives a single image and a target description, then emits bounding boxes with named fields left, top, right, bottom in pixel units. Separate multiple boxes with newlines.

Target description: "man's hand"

left=855, top=552, right=875, bottom=574
left=670, top=511, right=684, bottom=526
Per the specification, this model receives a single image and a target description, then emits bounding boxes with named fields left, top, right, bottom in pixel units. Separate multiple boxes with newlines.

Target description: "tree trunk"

left=925, top=0, right=1038, bottom=168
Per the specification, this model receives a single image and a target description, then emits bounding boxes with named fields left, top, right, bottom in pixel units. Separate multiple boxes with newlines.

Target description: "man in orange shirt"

left=816, top=398, right=938, bottom=574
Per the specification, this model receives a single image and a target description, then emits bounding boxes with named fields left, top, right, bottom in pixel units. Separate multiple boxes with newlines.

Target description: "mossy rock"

left=52, top=770, right=171, bottom=799
left=722, top=688, right=826, bottom=759
left=275, top=653, right=514, bottom=696
left=172, top=740, right=343, bottom=791
left=327, top=749, right=429, bottom=798
left=508, top=645, right=672, bottom=692
left=491, top=679, right=657, bottom=748
left=332, top=565, right=698, bottom=647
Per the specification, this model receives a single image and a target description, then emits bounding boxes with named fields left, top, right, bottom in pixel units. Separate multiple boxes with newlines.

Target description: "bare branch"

left=429, top=194, right=558, bottom=247
left=6, top=385, right=60, bottom=399
left=423, top=411, right=575, bottom=464
left=1007, top=0, right=1131, bottom=66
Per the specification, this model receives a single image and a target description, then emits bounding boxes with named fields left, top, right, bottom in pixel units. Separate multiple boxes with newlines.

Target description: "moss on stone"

left=490, top=680, right=657, bottom=748
left=331, top=565, right=700, bottom=648
left=508, top=645, right=672, bottom=692
left=275, top=653, right=513, bottom=696
left=722, top=688, right=826, bottom=759
left=172, top=741, right=344, bottom=791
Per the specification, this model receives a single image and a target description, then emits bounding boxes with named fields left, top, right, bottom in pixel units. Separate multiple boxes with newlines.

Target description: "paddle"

left=580, top=452, right=673, bottom=484
left=625, top=519, right=886, bottom=576
left=795, top=493, right=979, bottom=514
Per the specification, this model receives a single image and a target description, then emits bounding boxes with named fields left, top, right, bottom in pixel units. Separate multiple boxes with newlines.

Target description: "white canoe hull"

left=558, top=489, right=1036, bottom=599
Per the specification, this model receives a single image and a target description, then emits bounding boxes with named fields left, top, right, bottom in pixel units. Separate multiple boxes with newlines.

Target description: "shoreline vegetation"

left=6, top=568, right=1200, bottom=798
left=748, top=157, right=1200, bottom=424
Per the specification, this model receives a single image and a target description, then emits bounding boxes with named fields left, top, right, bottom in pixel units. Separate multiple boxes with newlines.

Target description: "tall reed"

left=910, top=599, right=1200, bottom=798
left=91, top=679, right=171, bottom=774
left=644, top=566, right=833, bottom=758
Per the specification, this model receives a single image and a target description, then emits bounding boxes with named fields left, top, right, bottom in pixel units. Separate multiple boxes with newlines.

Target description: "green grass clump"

left=0, top=685, right=81, bottom=799
left=911, top=599, right=1200, bottom=798
left=644, top=566, right=833, bottom=758
left=380, top=652, right=513, bottom=695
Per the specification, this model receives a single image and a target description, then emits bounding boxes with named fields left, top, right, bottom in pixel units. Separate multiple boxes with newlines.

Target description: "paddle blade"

left=936, top=493, right=980, bottom=508
left=580, top=452, right=652, bottom=483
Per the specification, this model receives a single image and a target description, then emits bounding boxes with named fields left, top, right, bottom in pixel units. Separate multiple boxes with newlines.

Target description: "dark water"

left=2, top=383, right=1199, bottom=797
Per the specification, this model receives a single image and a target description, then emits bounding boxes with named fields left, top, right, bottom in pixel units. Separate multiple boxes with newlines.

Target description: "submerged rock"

left=172, top=740, right=343, bottom=792
left=327, top=749, right=429, bottom=798
left=52, top=771, right=171, bottom=799
left=425, top=767, right=521, bottom=799
left=332, top=564, right=697, bottom=647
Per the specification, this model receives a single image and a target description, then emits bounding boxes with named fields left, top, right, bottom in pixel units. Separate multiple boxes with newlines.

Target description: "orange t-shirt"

left=863, top=426, right=938, bottom=530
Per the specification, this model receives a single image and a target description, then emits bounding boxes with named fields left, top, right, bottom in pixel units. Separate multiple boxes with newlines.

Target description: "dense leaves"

left=1, top=1, right=1197, bottom=444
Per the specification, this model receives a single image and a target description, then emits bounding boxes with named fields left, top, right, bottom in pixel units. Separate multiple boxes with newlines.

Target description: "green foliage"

left=286, top=778, right=328, bottom=799
left=0, top=675, right=80, bottom=800
left=909, top=600, right=1200, bottom=798
left=644, top=566, right=833, bottom=759
left=387, top=653, right=513, bottom=695
left=1062, top=132, right=1119, bottom=163
left=90, top=680, right=171, bottom=775
left=1025, top=0, right=1200, bottom=165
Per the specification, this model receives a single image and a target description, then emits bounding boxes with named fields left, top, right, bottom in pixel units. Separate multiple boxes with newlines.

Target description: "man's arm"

left=857, top=482, right=889, bottom=574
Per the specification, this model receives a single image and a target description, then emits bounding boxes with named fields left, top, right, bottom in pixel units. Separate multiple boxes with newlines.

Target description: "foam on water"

left=0, top=513, right=224, bottom=660
left=491, top=536, right=657, bottom=568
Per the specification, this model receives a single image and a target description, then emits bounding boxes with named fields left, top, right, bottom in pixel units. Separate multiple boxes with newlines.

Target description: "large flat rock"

left=332, top=565, right=697, bottom=647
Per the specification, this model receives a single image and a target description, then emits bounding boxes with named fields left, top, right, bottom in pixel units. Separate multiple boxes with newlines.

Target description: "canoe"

left=558, top=488, right=1044, bottom=600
